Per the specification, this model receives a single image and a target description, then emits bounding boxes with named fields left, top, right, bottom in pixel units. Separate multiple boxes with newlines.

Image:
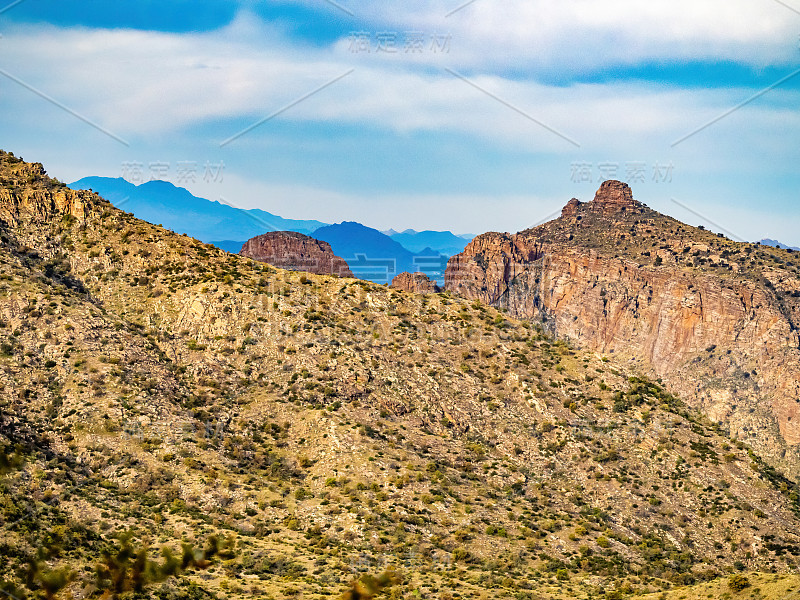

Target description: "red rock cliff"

left=446, top=181, right=800, bottom=478
left=239, top=231, right=353, bottom=278
left=391, top=272, right=440, bottom=294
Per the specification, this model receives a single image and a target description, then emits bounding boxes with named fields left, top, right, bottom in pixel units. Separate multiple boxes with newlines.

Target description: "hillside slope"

left=3, top=153, right=800, bottom=599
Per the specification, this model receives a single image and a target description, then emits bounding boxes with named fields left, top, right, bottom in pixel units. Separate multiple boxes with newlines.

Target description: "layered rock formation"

left=239, top=231, right=353, bottom=277
left=590, top=180, right=641, bottom=214
left=0, top=153, right=91, bottom=226
left=446, top=180, right=800, bottom=478
left=390, top=272, right=440, bottom=294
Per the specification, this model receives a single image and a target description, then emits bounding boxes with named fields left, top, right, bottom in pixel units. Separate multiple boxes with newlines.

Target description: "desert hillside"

left=1, top=152, right=799, bottom=599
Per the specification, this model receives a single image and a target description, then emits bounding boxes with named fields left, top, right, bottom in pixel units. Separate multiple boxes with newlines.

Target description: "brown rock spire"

left=589, top=180, right=641, bottom=214
left=561, top=198, right=583, bottom=217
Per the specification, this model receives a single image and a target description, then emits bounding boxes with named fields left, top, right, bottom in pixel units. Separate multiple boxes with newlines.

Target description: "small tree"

left=728, top=574, right=750, bottom=592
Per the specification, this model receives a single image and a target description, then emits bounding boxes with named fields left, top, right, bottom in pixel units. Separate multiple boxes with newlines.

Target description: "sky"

left=1, top=0, right=799, bottom=243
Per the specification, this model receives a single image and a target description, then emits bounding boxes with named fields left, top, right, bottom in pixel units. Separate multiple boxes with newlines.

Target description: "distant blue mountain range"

left=758, top=239, right=800, bottom=251
left=211, top=240, right=251, bottom=254
left=313, top=222, right=448, bottom=284
left=69, top=177, right=328, bottom=242
left=384, top=229, right=472, bottom=256
left=68, top=177, right=465, bottom=284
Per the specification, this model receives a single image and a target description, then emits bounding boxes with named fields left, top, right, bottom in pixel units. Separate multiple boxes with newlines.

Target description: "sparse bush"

left=728, top=574, right=750, bottom=592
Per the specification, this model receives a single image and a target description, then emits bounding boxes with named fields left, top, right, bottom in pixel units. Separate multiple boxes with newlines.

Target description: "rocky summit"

left=445, top=181, right=800, bottom=480
left=390, top=272, right=440, bottom=294
left=2, top=153, right=800, bottom=600
left=589, top=180, right=643, bottom=214
left=239, top=230, right=354, bottom=278
left=561, top=181, right=643, bottom=218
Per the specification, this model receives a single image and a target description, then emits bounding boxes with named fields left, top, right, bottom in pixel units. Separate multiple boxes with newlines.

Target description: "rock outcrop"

left=561, top=198, right=582, bottom=217
left=446, top=180, right=800, bottom=479
left=590, top=180, right=641, bottom=214
left=0, top=152, right=92, bottom=226
left=560, top=180, right=643, bottom=219
left=390, top=272, right=440, bottom=294
left=239, top=231, right=353, bottom=277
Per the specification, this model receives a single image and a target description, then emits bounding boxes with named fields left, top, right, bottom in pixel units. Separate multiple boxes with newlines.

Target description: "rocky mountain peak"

left=589, top=179, right=641, bottom=213
left=390, top=271, right=440, bottom=293
left=0, top=151, right=95, bottom=227
left=239, top=230, right=354, bottom=277
left=558, top=181, right=642, bottom=219
left=561, top=197, right=582, bottom=217
left=447, top=183, right=800, bottom=476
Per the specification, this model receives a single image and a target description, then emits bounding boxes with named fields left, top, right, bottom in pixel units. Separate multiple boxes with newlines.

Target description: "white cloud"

left=2, top=15, right=798, bottom=156
left=322, top=0, right=800, bottom=71
left=1, top=10, right=798, bottom=244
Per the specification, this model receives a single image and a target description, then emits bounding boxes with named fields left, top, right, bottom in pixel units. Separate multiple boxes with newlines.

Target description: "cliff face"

left=446, top=181, right=800, bottom=478
left=239, top=231, right=353, bottom=277
left=0, top=154, right=92, bottom=226
left=390, top=272, right=440, bottom=294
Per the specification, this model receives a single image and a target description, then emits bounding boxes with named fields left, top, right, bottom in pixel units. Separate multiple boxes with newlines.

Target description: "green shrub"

left=728, top=574, right=750, bottom=592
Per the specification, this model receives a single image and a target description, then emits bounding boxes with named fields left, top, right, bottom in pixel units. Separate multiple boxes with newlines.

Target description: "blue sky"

left=1, top=0, right=799, bottom=243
